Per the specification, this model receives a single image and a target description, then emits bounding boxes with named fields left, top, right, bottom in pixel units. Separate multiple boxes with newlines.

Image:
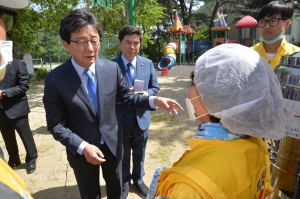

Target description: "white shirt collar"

left=71, top=57, right=96, bottom=77
left=121, top=54, right=137, bottom=68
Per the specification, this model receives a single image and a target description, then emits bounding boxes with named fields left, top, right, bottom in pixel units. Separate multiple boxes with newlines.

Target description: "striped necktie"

left=83, top=69, right=99, bottom=115
left=126, top=62, right=134, bottom=86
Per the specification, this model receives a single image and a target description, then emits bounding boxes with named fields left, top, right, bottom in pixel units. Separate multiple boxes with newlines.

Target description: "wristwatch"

left=2, top=90, right=7, bottom=97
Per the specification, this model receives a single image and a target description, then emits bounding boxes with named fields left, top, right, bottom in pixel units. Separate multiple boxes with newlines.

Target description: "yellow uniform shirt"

left=0, top=158, right=33, bottom=199
left=251, top=37, right=300, bottom=70
left=155, top=137, right=273, bottom=199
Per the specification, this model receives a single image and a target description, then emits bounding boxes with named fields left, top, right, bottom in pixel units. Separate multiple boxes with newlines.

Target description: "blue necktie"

left=84, top=69, right=99, bottom=115
left=127, top=62, right=134, bottom=86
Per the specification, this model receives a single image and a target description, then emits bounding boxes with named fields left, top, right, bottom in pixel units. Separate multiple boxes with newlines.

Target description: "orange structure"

left=167, top=15, right=184, bottom=33
left=161, top=67, right=169, bottom=76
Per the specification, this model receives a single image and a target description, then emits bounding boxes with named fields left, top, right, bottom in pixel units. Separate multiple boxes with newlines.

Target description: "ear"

left=62, top=40, right=70, bottom=52
left=285, top=19, right=291, bottom=29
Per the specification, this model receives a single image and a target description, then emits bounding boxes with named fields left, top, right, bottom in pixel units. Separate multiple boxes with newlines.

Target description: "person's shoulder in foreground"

left=0, top=157, right=33, bottom=199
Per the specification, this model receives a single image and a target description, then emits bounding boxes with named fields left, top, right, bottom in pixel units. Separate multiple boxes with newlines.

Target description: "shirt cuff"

left=149, top=96, right=156, bottom=109
left=77, top=141, right=88, bottom=155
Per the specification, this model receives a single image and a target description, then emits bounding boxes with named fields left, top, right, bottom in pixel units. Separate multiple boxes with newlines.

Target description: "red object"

left=235, top=15, right=257, bottom=28
left=161, top=67, right=168, bottom=76
left=166, top=29, right=185, bottom=33
left=182, top=25, right=196, bottom=34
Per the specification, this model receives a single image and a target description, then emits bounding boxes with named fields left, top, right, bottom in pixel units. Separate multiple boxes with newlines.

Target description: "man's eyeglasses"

left=257, top=18, right=286, bottom=28
left=0, top=8, right=18, bottom=37
left=70, top=39, right=100, bottom=48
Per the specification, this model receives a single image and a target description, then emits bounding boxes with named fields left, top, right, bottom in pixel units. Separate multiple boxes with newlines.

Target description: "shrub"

left=35, top=68, right=49, bottom=80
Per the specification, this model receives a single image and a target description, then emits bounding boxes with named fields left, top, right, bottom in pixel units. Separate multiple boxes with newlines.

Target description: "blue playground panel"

left=191, top=41, right=212, bottom=52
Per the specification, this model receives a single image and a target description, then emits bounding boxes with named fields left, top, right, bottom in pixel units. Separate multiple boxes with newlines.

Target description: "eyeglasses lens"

left=0, top=8, right=18, bottom=37
left=258, top=19, right=280, bottom=28
left=3, top=14, right=14, bottom=33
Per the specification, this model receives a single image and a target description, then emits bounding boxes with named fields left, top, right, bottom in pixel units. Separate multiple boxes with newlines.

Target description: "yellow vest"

left=0, top=158, right=33, bottom=199
left=155, top=137, right=273, bottom=199
left=251, top=37, right=300, bottom=70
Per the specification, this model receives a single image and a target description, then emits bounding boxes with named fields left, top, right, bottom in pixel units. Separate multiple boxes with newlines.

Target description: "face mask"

left=259, top=33, right=283, bottom=45
left=185, top=96, right=209, bottom=122
left=0, top=40, right=13, bottom=81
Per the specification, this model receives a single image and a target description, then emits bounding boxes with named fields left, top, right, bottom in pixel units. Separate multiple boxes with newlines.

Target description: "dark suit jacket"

left=0, top=58, right=30, bottom=119
left=43, top=58, right=153, bottom=161
left=112, top=55, right=159, bottom=133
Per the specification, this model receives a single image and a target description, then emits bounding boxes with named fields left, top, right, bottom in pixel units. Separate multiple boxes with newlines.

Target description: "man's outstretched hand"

left=154, top=96, right=184, bottom=116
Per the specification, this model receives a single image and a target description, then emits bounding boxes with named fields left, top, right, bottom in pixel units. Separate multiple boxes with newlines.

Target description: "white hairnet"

left=194, top=43, right=285, bottom=140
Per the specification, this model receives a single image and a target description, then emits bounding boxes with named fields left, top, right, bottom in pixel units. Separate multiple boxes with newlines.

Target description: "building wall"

left=289, top=18, right=300, bottom=42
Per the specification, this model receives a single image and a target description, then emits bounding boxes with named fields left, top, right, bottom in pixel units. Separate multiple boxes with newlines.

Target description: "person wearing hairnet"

left=0, top=0, right=34, bottom=199
left=251, top=1, right=300, bottom=70
left=154, top=44, right=285, bottom=199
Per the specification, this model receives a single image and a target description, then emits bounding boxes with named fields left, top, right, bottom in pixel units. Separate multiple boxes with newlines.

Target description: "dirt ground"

left=0, top=65, right=197, bottom=199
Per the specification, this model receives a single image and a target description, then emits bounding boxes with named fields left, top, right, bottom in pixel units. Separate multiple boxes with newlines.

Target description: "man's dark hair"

left=60, top=9, right=103, bottom=43
left=118, top=25, right=141, bottom=42
left=258, top=1, right=294, bottom=21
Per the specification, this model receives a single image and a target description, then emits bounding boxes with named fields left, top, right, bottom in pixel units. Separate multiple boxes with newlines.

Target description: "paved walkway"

left=155, top=64, right=194, bottom=78
left=35, top=63, right=195, bottom=78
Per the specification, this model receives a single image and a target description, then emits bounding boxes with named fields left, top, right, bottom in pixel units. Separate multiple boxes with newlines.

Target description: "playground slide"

left=157, top=42, right=177, bottom=70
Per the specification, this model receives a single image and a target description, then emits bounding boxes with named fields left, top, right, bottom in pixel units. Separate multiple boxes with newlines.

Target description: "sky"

left=185, top=1, right=205, bottom=12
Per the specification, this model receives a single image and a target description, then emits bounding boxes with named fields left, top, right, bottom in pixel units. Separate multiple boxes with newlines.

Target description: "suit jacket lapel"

left=0, top=61, right=12, bottom=86
left=63, top=60, right=96, bottom=115
left=95, top=58, right=106, bottom=120
left=135, top=55, right=144, bottom=80
left=116, top=55, right=130, bottom=84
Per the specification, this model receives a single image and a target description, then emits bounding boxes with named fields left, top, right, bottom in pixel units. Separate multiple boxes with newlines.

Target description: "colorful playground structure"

left=158, top=14, right=196, bottom=70
left=213, top=7, right=228, bottom=29
left=210, top=8, right=258, bottom=47
left=157, top=7, right=258, bottom=70
left=158, top=42, right=177, bottom=70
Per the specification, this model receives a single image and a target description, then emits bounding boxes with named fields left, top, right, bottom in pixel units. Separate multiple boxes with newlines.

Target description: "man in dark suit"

left=112, top=25, right=159, bottom=199
left=43, top=9, right=183, bottom=199
left=0, top=9, right=37, bottom=174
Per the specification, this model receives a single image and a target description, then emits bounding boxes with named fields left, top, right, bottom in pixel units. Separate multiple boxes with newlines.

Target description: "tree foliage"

left=8, top=0, right=166, bottom=61
left=10, top=0, right=77, bottom=59
left=5, top=0, right=300, bottom=62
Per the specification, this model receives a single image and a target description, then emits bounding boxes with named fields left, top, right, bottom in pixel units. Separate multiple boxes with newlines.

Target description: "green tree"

left=194, top=26, right=209, bottom=41
left=135, top=0, right=165, bottom=49
left=0, top=0, right=153, bottom=60
left=10, top=0, right=78, bottom=58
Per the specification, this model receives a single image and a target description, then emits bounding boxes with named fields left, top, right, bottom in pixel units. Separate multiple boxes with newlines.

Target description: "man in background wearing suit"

left=43, top=9, right=183, bottom=199
left=112, top=25, right=159, bottom=199
left=0, top=0, right=37, bottom=175
left=0, top=0, right=34, bottom=198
